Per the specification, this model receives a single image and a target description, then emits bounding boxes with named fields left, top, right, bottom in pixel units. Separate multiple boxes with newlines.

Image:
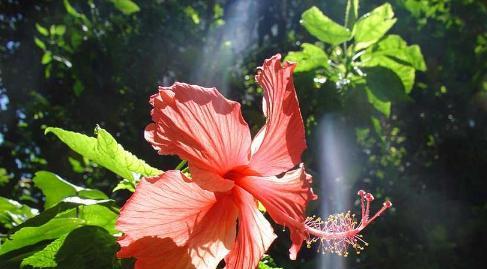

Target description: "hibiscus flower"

left=116, top=54, right=391, bottom=268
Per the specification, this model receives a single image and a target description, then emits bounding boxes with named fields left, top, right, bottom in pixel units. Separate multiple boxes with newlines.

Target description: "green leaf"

left=353, top=3, right=397, bottom=50
left=258, top=255, right=282, bottom=269
left=33, top=37, right=46, bottom=50
left=365, top=87, right=391, bottom=117
left=0, top=218, right=85, bottom=255
left=45, top=126, right=161, bottom=186
left=21, top=226, right=118, bottom=269
left=301, top=6, right=351, bottom=45
left=76, top=204, right=118, bottom=234
left=364, top=66, right=407, bottom=116
left=285, top=43, right=328, bottom=72
left=0, top=168, right=11, bottom=186
left=73, top=80, right=84, bottom=96
left=35, top=23, right=49, bottom=36
left=365, top=66, right=408, bottom=101
left=364, top=55, right=416, bottom=92
left=361, top=35, right=426, bottom=92
left=63, top=0, right=91, bottom=29
left=0, top=197, right=38, bottom=229
left=26, top=227, right=118, bottom=268
left=41, top=51, right=52, bottom=65
left=0, top=202, right=117, bottom=256
left=345, top=0, right=360, bottom=28
left=54, top=25, right=66, bottom=36
left=20, top=234, right=67, bottom=268
left=33, top=171, right=108, bottom=209
left=112, top=0, right=140, bottom=15
left=367, top=35, right=426, bottom=71
left=63, top=0, right=83, bottom=19
left=370, top=116, right=385, bottom=142
left=184, top=6, right=201, bottom=24
left=404, top=45, right=426, bottom=71
left=112, top=178, right=136, bottom=192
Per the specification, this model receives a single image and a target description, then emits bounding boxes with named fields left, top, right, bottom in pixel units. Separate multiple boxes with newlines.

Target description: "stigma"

left=303, top=190, right=392, bottom=257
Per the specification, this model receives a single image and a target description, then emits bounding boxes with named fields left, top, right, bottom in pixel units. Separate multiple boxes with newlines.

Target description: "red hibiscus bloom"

left=116, top=54, right=316, bottom=269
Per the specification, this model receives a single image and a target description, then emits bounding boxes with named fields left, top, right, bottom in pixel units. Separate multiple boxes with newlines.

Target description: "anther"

left=303, top=190, right=392, bottom=257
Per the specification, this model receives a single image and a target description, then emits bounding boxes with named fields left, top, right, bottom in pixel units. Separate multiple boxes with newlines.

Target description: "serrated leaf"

left=0, top=197, right=38, bottom=229
left=11, top=198, right=114, bottom=234
left=112, top=0, right=140, bottom=15
left=353, top=3, right=396, bottom=50
left=285, top=43, right=328, bottom=72
left=45, top=126, right=161, bottom=187
left=21, top=226, right=118, bottom=269
left=33, top=171, right=108, bottom=209
left=301, top=7, right=351, bottom=45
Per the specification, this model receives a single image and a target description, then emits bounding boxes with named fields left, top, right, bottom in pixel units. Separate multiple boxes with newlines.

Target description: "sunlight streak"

left=191, top=0, right=259, bottom=95
left=318, top=114, right=352, bottom=269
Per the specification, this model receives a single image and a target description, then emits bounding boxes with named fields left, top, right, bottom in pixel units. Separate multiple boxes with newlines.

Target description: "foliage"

left=0, top=126, right=139, bottom=268
left=0, top=197, right=38, bottom=230
left=45, top=126, right=161, bottom=192
left=0, top=0, right=486, bottom=268
left=286, top=2, right=426, bottom=117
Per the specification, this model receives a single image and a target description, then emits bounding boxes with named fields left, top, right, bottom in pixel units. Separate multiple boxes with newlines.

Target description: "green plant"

left=286, top=0, right=426, bottom=117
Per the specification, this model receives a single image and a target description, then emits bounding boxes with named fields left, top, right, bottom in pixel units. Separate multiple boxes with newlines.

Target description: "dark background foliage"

left=0, top=0, right=486, bottom=268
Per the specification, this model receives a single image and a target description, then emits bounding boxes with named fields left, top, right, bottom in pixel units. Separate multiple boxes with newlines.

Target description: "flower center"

left=223, top=165, right=254, bottom=181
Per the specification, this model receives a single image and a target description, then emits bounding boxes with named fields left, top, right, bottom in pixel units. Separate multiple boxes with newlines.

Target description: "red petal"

left=224, top=187, right=276, bottom=269
left=145, top=83, right=252, bottom=189
left=189, top=163, right=235, bottom=192
left=236, top=165, right=316, bottom=259
left=117, top=171, right=238, bottom=268
left=249, top=54, right=306, bottom=176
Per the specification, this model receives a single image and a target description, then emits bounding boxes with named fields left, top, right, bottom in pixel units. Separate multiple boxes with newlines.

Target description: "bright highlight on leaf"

left=33, top=171, right=108, bottom=208
left=45, top=126, right=161, bottom=191
left=20, top=226, right=117, bottom=269
left=0, top=197, right=38, bottom=229
left=353, top=3, right=397, bottom=50
left=0, top=198, right=118, bottom=262
left=289, top=2, right=426, bottom=118
left=286, top=43, right=328, bottom=73
left=301, top=6, right=351, bottom=46
left=111, top=0, right=140, bottom=15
